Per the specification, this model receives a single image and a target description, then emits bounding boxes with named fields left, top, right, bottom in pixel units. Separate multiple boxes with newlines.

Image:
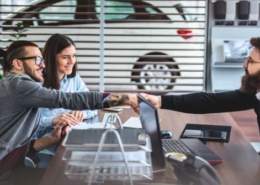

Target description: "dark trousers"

left=0, top=145, right=45, bottom=185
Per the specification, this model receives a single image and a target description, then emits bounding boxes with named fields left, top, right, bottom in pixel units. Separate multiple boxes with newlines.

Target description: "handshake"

left=103, top=93, right=162, bottom=112
left=33, top=93, right=162, bottom=152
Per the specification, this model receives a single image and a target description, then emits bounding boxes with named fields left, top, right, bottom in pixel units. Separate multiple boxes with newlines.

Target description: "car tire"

left=131, top=52, right=180, bottom=91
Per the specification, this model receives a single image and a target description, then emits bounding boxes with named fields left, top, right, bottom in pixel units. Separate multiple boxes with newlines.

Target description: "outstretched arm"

left=161, top=90, right=257, bottom=114
left=138, top=90, right=257, bottom=114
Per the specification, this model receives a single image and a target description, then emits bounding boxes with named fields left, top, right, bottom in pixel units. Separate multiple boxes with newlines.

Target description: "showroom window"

left=0, top=0, right=207, bottom=93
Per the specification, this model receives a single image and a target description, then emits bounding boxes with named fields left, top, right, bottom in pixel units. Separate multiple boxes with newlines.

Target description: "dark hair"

left=0, top=49, right=5, bottom=68
left=1, top=40, right=38, bottom=72
left=43, top=34, right=77, bottom=89
left=250, top=37, right=260, bottom=49
left=240, top=71, right=260, bottom=93
left=240, top=37, right=260, bottom=93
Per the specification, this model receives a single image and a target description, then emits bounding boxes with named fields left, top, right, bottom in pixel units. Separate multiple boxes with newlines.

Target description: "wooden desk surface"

left=39, top=109, right=260, bottom=185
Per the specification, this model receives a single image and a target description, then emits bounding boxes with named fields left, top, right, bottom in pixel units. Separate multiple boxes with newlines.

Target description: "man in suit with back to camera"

left=0, top=40, right=137, bottom=185
left=133, top=37, right=260, bottom=132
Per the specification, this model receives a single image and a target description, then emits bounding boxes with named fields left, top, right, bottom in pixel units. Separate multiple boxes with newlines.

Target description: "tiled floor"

left=230, top=110, right=260, bottom=141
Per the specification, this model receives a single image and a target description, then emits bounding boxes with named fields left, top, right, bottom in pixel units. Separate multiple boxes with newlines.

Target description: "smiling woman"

left=34, top=34, right=98, bottom=166
left=40, top=34, right=98, bottom=119
left=55, top=45, right=77, bottom=81
left=43, top=34, right=78, bottom=90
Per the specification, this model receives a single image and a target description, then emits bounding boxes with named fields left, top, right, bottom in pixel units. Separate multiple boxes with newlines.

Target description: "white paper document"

left=72, top=122, right=105, bottom=130
left=123, top=117, right=142, bottom=128
left=251, top=142, right=260, bottom=154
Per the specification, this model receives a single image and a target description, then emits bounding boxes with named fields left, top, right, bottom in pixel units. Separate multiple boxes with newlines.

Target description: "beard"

left=240, top=70, right=260, bottom=93
left=27, top=72, right=42, bottom=82
left=23, top=63, right=43, bottom=82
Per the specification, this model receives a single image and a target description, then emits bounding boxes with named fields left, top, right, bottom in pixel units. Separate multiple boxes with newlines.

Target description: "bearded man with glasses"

left=0, top=40, right=137, bottom=185
left=130, top=37, right=260, bottom=133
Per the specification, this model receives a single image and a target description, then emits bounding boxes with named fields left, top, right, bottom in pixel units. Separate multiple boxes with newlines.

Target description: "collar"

left=61, top=75, right=68, bottom=83
left=6, top=72, right=30, bottom=79
left=256, top=92, right=260, bottom=100
left=5, top=72, right=43, bottom=85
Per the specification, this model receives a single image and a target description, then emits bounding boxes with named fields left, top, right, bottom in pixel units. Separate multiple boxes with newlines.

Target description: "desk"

left=39, top=109, right=260, bottom=185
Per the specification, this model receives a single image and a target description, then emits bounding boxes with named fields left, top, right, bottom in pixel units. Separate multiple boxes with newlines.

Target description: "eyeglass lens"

left=34, top=56, right=44, bottom=65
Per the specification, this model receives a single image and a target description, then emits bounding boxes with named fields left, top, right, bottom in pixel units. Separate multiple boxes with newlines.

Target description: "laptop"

left=138, top=96, right=223, bottom=170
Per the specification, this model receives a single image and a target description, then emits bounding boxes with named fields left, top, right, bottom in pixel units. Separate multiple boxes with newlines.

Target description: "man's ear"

left=12, top=59, right=24, bottom=71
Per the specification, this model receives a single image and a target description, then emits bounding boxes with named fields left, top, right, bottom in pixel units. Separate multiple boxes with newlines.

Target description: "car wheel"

left=132, top=53, right=180, bottom=91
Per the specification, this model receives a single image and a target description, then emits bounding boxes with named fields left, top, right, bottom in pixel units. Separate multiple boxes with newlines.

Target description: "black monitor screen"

left=139, top=99, right=165, bottom=170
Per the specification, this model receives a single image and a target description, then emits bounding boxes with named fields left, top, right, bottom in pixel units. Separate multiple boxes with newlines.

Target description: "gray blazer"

left=0, top=73, right=104, bottom=159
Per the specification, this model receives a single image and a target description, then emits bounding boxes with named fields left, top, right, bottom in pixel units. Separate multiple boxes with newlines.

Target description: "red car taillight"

left=177, top=28, right=193, bottom=39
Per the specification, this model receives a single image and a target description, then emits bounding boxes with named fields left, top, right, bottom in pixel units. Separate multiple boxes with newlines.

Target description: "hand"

left=51, top=125, right=71, bottom=140
left=103, top=93, right=129, bottom=107
left=140, top=93, right=162, bottom=109
left=104, top=93, right=164, bottom=113
left=124, top=94, right=139, bottom=113
left=104, top=93, right=139, bottom=112
left=69, top=111, right=84, bottom=122
left=33, top=125, right=71, bottom=151
left=52, top=112, right=82, bottom=127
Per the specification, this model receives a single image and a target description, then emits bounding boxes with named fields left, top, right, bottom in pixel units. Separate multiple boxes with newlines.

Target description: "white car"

left=1, top=0, right=206, bottom=92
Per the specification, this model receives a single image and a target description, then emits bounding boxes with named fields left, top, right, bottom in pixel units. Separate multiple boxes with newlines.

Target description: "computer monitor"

left=138, top=97, right=223, bottom=167
left=139, top=97, right=166, bottom=170
left=223, top=40, right=251, bottom=62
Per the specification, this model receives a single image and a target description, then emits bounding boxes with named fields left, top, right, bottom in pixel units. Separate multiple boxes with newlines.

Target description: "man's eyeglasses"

left=18, top=56, right=45, bottom=66
left=247, top=56, right=260, bottom=64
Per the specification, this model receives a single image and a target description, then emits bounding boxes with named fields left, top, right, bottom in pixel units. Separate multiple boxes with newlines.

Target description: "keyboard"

left=162, top=139, right=192, bottom=154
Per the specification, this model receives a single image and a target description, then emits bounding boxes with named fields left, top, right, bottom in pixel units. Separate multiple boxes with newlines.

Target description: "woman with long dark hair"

left=36, top=33, right=97, bottom=140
